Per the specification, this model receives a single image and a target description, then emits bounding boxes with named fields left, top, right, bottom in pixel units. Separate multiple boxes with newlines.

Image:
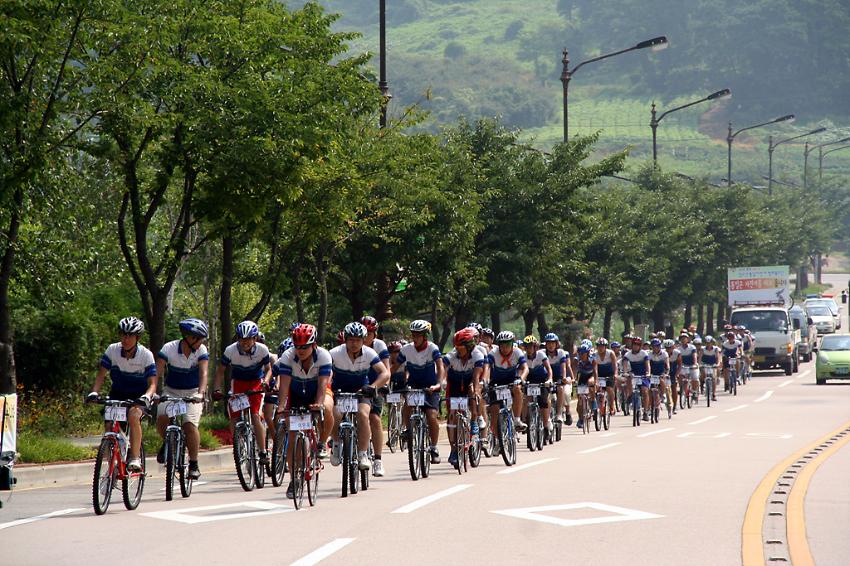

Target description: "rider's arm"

left=433, top=357, right=446, bottom=391
left=371, top=361, right=390, bottom=389
left=471, top=366, right=483, bottom=392
left=91, top=365, right=109, bottom=395
left=278, top=375, right=292, bottom=409
left=155, top=357, right=167, bottom=387
left=592, top=359, right=599, bottom=382
left=543, top=359, right=553, bottom=383
left=213, top=363, right=226, bottom=392
left=517, top=362, right=529, bottom=381
left=197, top=358, right=209, bottom=397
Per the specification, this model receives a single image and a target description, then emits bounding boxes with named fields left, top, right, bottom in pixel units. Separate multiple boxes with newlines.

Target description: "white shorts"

left=159, top=386, right=203, bottom=427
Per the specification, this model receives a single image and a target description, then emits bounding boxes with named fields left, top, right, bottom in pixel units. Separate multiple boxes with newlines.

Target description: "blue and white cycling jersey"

left=443, top=348, right=485, bottom=383
left=526, top=350, right=550, bottom=383
left=330, top=344, right=381, bottom=392
left=545, top=348, right=568, bottom=378
left=677, top=344, right=697, bottom=366
left=367, top=338, right=390, bottom=384
left=221, top=342, right=270, bottom=382
left=623, top=350, right=649, bottom=377
left=158, top=339, right=209, bottom=390
left=596, top=349, right=616, bottom=378
left=273, top=346, right=333, bottom=383
left=397, top=342, right=442, bottom=388
left=701, top=346, right=721, bottom=365
left=741, top=335, right=753, bottom=352
left=721, top=339, right=741, bottom=359
left=488, top=347, right=527, bottom=386
left=649, top=350, right=669, bottom=376
left=100, top=343, right=157, bottom=397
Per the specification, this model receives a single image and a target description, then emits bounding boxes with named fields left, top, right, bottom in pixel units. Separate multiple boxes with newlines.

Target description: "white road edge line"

left=578, top=442, right=621, bottom=454
left=637, top=427, right=674, bottom=438
left=391, top=484, right=473, bottom=514
left=497, top=458, right=558, bottom=475
left=725, top=404, right=749, bottom=412
left=0, top=508, right=84, bottom=531
left=778, top=379, right=794, bottom=388
left=290, top=538, right=356, bottom=566
left=754, top=390, right=774, bottom=403
left=688, top=416, right=717, bottom=425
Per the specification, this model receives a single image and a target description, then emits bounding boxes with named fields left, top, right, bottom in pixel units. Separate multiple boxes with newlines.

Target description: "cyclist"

left=648, top=338, right=670, bottom=419
left=737, top=325, right=753, bottom=380
left=361, top=316, right=391, bottom=477
left=392, top=320, right=445, bottom=464
left=676, top=334, right=697, bottom=408
left=574, top=344, right=597, bottom=428
left=623, top=337, right=650, bottom=421
left=87, top=317, right=157, bottom=472
left=259, top=332, right=280, bottom=453
left=543, top=333, right=573, bottom=426
left=155, top=318, right=209, bottom=479
left=721, top=330, right=742, bottom=391
left=274, top=323, right=333, bottom=498
left=329, top=322, right=390, bottom=473
left=700, top=336, right=720, bottom=401
left=480, top=328, right=495, bottom=351
left=212, top=320, right=272, bottom=466
left=487, top=331, right=528, bottom=433
left=523, top=335, right=553, bottom=434
left=468, top=323, right=491, bottom=433
left=664, top=339, right=678, bottom=413
left=595, top=338, right=617, bottom=417
left=444, top=328, right=485, bottom=467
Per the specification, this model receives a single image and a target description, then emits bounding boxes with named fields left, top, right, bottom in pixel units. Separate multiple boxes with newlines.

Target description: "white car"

left=807, top=304, right=835, bottom=334
left=804, top=298, right=840, bottom=330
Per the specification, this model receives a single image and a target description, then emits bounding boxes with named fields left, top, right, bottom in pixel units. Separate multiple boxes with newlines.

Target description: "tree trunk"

left=716, top=301, right=727, bottom=330
left=429, top=292, right=440, bottom=345
left=651, top=303, right=665, bottom=333
left=374, top=272, right=394, bottom=322
left=684, top=301, right=692, bottom=327
left=438, top=312, right=453, bottom=351
left=621, top=313, right=631, bottom=336
left=537, top=310, right=549, bottom=338
left=220, top=235, right=234, bottom=355
left=314, top=248, right=331, bottom=344
left=815, top=253, right=822, bottom=285
left=697, top=303, right=705, bottom=337
left=602, top=307, right=612, bottom=340
left=0, top=186, right=23, bottom=394
left=522, top=307, right=537, bottom=337
left=149, top=293, right=168, bottom=355
left=490, top=307, right=501, bottom=334
left=799, top=264, right=809, bottom=291
left=705, top=302, right=714, bottom=336
left=292, top=259, right=305, bottom=323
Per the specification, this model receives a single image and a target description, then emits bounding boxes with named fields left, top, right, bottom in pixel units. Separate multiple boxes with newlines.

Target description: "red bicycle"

left=286, top=407, right=324, bottom=509
left=89, top=398, right=148, bottom=515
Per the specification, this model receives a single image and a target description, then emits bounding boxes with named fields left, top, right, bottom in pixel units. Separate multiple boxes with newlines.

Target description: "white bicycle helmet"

left=409, top=320, right=432, bottom=334
left=495, top=331, right=515, bottom=343
left=119, top=316, right=144, bottom=335
left=179, top=318, right=208, bottom=338
left=344, top=321, right=368, bottom=338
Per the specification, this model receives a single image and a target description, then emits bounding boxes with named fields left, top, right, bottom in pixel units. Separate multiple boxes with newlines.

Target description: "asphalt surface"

left=1, top=281, right=848, bottom=566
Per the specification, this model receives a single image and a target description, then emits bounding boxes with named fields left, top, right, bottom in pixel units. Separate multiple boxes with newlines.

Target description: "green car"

left=815, top=334, right=850, bottom=384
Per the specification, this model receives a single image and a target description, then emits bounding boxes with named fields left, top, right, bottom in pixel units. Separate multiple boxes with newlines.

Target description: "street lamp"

left=804, top=136, right=850, bottom=189
left=767, top=126, right=827, bottom=194
left=378, top=0, right=391, bottom=129
left=819, top=144, right=850, bottom=181
left=726, top=114, right=795, bottom=187
left=561, top=36, right=667, bottom=141
left=650, top=88, right=731, bottom=163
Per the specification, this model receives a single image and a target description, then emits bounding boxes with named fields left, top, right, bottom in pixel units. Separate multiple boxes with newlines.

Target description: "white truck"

left=728, top=266, right=801, bottom=375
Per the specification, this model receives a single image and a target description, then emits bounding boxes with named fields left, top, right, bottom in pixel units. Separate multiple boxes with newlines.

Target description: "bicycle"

left=157, top=395, right=202, bottom=501
left=226, top=390, right=265, bottom=492
left=594, top=378, right=610, bottom=431
left=662, top=376, right=673, bottom=419
left=288, top=407, right=324, bottom=509
left=88, top=398, right=148, bottom=515
left=548, top=385, right=561, bottom=443
left=524, top=382, right=545, bottom=451
left=403, top=388, right=432, bottom=480
left=727, top=362, right=738, bottom=396
left=385, top=388, right=404, bottom=453
left=649, top=374, right=664, bottom=423
left=335, top=392, right=366, bottom=496
left=618, top=378, right=630, bottom=416
left=576, top=382, right=591, bottom=435
left=628, top=375, right=643, bottom=427
left=270, top=410, right=288, bottom=488
left=703, top=364, right=718, bottom=408
left=448, top=396, right=480, bottom=473
left=490, top=382, right=517, bottom=466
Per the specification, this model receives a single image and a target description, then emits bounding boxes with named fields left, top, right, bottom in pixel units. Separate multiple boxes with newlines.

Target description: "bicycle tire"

left=537, top=411, right=545, bottom=449
left=92, top=437, right=116, bottom=515
left=361, top=460, right=369, bottom=491
left=499, top=410, right=515, bottom=466
left=407, top=420, right=420, bottom=481
left=254, top=428, right=265, bottom=490
left=632, top=393, right=640, bottom=427
left=602, top=397, right=610, bottom=430
left=469, top=423, right=481, bottom=468
left=526, top=406, right=536, bottom=452
left=307, top=435, right=319, bottom=506
left=455, top=417, right=466, bottom=474
left=593, top=396, right=601, bottom=432
left=122, top=445, right=145, bottom=511
left=178, top=435, right=193, bottom=498
left=732, top=370, right=738, bottom=396
left=706, top=379, right=712, bottom=408
left=349, top=428, right=359, bottom=495
left=271, top=421, right=287, bottom=487
left=292, top=434, right=306, bottom=509
left=165, top=431, right=177, bottom=501
left=420, top=421, right=431, bottom=478
left=234, top=423, right=255, bottom=492
left=387, top=405, right=399, bottom=453
left=555, top=420, right=562, bottom=441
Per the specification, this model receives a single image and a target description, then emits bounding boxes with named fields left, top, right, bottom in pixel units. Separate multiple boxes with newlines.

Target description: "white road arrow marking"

left=140, top=500, right=294, bottom=524
left=492, top=501, right=663, bottom=527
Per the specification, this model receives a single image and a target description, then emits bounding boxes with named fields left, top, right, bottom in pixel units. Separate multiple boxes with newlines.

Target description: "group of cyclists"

left=86, top=314, right=757, bottom=508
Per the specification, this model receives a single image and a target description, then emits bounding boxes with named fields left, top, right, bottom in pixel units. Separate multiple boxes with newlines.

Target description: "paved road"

left=2, top=295, right=848, bottom=565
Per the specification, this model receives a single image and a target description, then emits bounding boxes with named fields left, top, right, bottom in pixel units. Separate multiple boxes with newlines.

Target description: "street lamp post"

left=819, top=144, right=850, bottom=181
left=803, top=136, right=850, bottom=189
left=561, top=36, right=667, bottom=142
left=726, top=114, right=795, bottom=187
left=378, top=0, right=390, bottom=129
left=650, top=89, right=731, bottom=164
left=767, top=126, right=827, bottom=194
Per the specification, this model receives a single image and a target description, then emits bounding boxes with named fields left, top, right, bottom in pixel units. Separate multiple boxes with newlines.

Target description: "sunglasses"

left=295, top=345, right=312, bottom=351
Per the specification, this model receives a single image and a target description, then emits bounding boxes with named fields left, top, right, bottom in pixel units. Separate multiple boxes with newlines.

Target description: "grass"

left=17, top=432, right=97, bottom=464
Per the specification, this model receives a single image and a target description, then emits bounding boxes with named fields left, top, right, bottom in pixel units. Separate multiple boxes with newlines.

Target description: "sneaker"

left=576, top=419, right=583, bottom=429
left=429, top=447, right=441, bottom=464
left=286, top=481, right=294, bottom=499
left=554, top=415, right=563, bottom=424
left=548, top=421, right=554, bottom=435
left=357, top=451, right=371, bottom=471
left=317, top=443, right=328, bottom=460
left=330, top=441, right=341, bottom=467
left=127, top=458, right=142, bottom=472
left=448, top=450, right=458, bottom=467
left=372, top=459, right=384, bottom=477
left=188, top=462, right=201, bottom=480
left=471, top=421, right=480, bottom=437
left=259, top=451, right=269, bottom=465
left=565, top=413, right=573, bottom=426
left=514, top=418, right=528, bottom=432
left=642, top=412, right=649, bottom=422
left=156, top=444, right=165, bottom=464
left=476, top=416, right=486, bottom=429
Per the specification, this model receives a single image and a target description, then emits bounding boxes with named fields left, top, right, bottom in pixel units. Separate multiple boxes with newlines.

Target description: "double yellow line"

left=742, top=420, right=850, bottom=565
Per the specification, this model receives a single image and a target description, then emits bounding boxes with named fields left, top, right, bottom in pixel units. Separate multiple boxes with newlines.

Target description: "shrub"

left=17, top=432, right=97, bottom=464
left=444, top=41, right=467, bottom=60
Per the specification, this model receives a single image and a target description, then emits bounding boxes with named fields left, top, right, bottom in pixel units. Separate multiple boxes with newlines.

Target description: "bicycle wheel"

left=706, top=380, right=712, bottom=408
left=164, top=431, right=177, bottom=502
left=455, top=417, right=466, bottom=474
left=469, top=421, right=481, bottom=468
left=498, top=410, right=515, bottom=466
left=307, top=436, right=320, bottom=506
left=632, top=394, right=640, bottom=427
left=254, top=429, right=265, bottom=489
left=178, top=436, right=193, bottom=498
left=603, top=397, right=610, bottom=430
left=360, top=453, right=369, bottom=491
left=593, top=397, right=601, bottom=432
left=271, top=421, right=286, bottom=487
left=407, top=420, right=421, bottom=481
left=234, top=423, right=255, bottom=492
left=537, top=411, right=545, bottom=449
left=92, top=437, right=117, bottom=515
left=731, top=371, right=738, bottom=396
left=526, top=406, right=537, bottom=452
left=292, top=434, right=306, bottom=510
left=486, top=426, right=497, bottom=457
left=341, top=431, right=351, bottom=497
left=651, top=391, right=659, bottom=423
left=122, top=445, right=145, bottom=511
left=387, top=404, right=399, bottom=453
left=420, top=421, right=431, bottom=478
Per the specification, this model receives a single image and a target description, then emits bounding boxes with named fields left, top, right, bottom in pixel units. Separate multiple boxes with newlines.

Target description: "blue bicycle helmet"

left=650, top=338, right=662, bottom=347
left=179, top=318, right=208, bottom=338
left=236, top=320, right=259, bottom=339
left=277, top=338, right=293, bottom=356
left=611, top=341, right=621, bottom=349
left=543, top=333, right=559, bottom=342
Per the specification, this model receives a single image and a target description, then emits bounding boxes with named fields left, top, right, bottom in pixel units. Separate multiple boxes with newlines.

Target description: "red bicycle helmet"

left=360, top=316, right=379, bottom=333
left=453, top=328, right=477, bottom=349
left=292, top=324, right=317, bottom=347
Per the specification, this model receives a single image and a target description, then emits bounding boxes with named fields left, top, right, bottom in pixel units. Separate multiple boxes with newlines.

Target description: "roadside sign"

left=728, top=266, right=790, bottom=307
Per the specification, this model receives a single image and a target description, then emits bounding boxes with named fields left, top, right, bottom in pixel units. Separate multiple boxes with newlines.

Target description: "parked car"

left=816, top=334, right=850, bottom=384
